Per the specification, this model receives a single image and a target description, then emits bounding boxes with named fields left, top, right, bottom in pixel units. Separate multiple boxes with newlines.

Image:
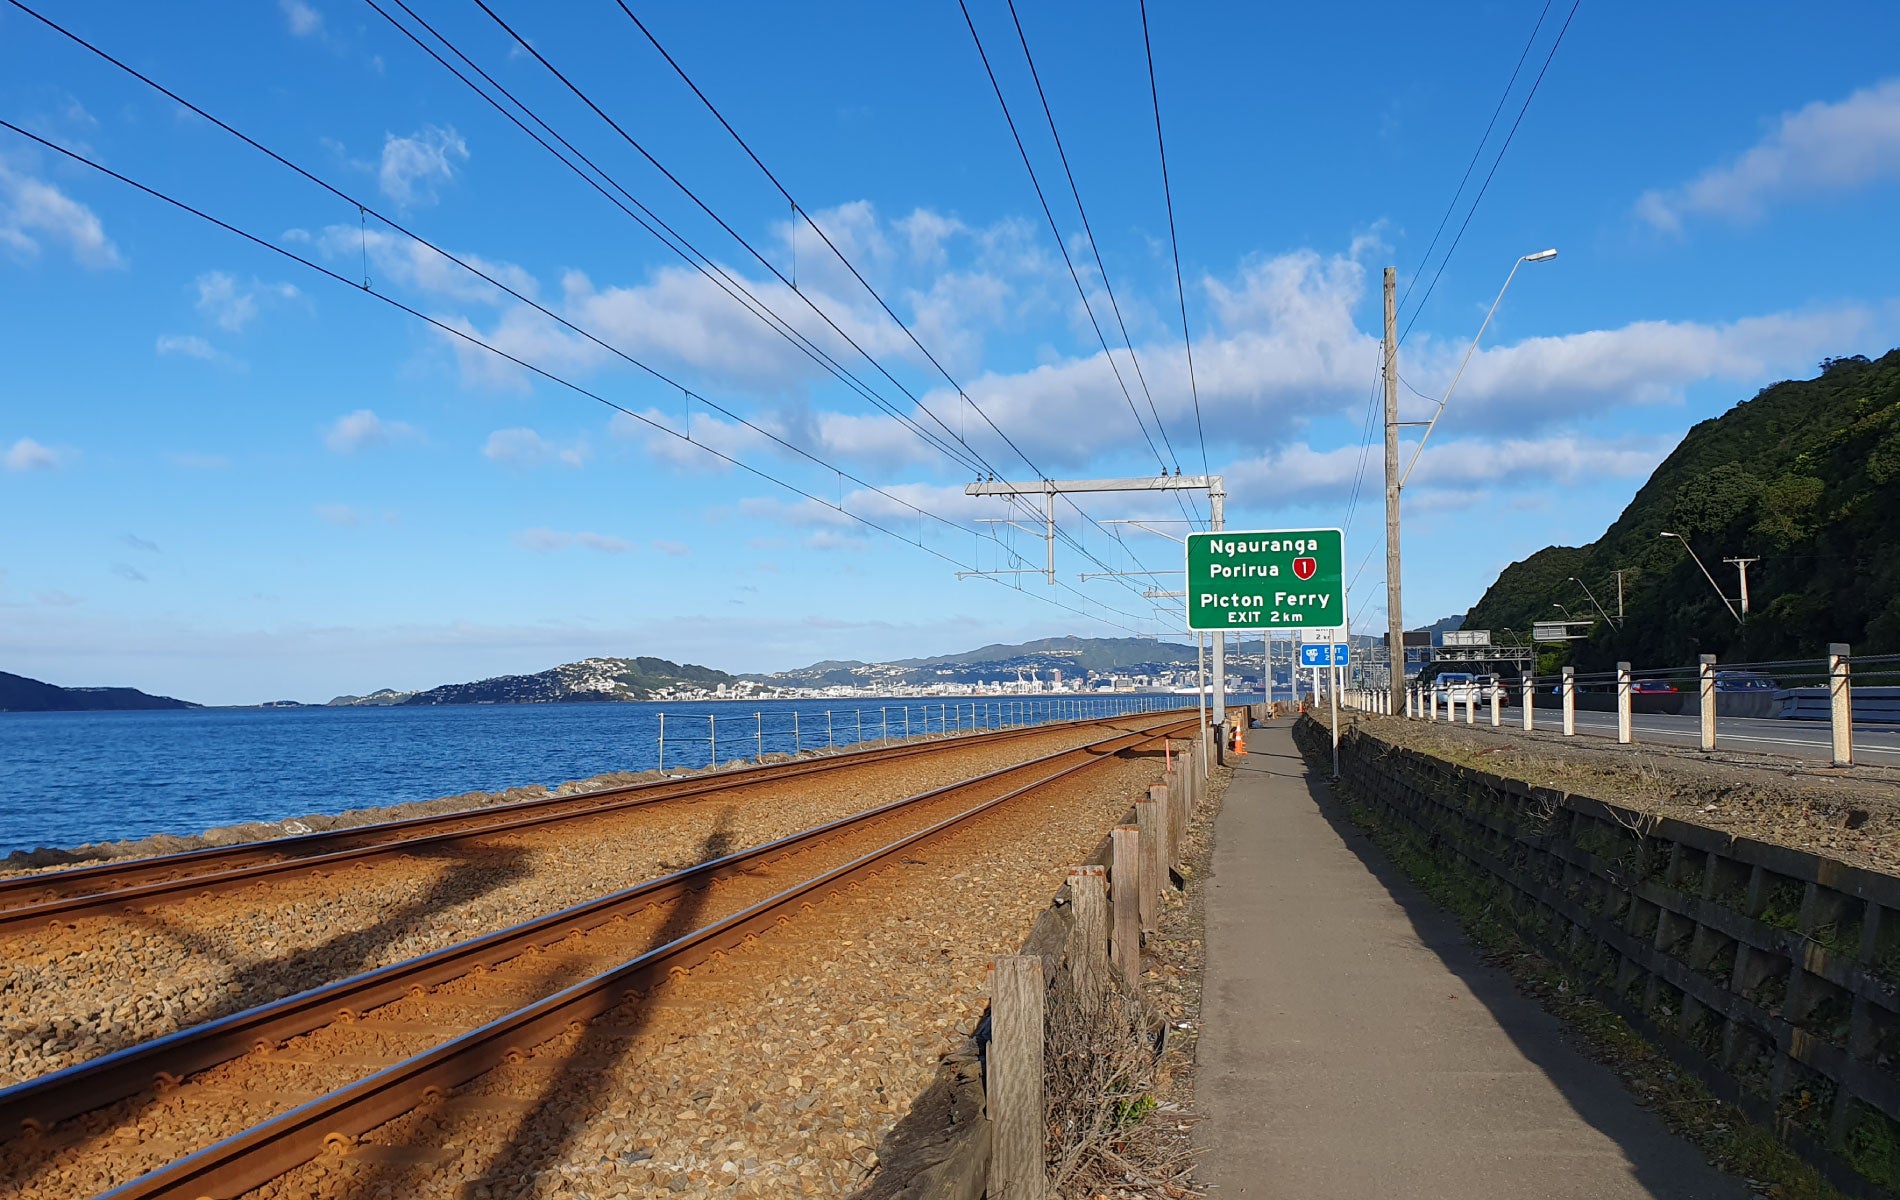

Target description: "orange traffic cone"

left=1233, top=725, right=1248, bottom=756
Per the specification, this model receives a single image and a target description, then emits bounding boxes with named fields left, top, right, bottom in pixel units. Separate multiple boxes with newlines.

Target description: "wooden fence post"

left=1067, top=866, right=1108, bottom=1004
left=1110, top=826, right=1141, bottom=989
left=1149, top=783, right=1176, bottom=867
left=1135, top=799, right=1162, bottom=931
left=988, top=955, right=1047, bottom=1200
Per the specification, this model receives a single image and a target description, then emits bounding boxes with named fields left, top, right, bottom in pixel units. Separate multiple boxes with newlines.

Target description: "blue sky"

left=4, top=0, right=1899, bottom=705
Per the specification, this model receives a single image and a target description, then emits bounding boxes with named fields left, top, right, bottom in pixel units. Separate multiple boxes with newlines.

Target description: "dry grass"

left=1044, top=977, right=1198, bottom=1198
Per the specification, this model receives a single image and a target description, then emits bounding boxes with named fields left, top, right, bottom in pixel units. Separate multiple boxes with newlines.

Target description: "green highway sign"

left=1185, top=528, right=1345, bottom=631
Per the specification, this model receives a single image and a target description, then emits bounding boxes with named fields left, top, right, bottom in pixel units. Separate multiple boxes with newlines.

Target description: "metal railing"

left=1342, top=643, right=1900, bottom=767
left=653, top=695, right=1195, bottom=772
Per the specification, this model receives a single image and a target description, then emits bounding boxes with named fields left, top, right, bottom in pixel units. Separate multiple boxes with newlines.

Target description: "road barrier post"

left=1464, top=687, right=1475, bottom=725
left=1110, top=826, right=1141, bottom=989
left=881, top=707, right=889, bottom=744
left=988, top=954, right=1047, bottom=1200
left=1522, top=674, right=1534, bottom=731
left=1562, top=667, right=1576, bottom=736
left=1135, top=800, right=1162, bottom=932
left=1699, top=654, right=1717, bottom=751
left=755, top=712, right=763, bottom=760
left=1428, top=685, right=1438, bottom=721
left=657, top=712, right=666, bottom=772
left=792, top=711, right=800, bottom=755
left=826, top=710, right=833, bottom=749
left=1616, top=662, right=1633, bottom=744
left=1491, top=684, right=1502, bottom=727
left=708, top=714, right=718, bottom=766
left=1830, top=643, right=1853, bottom=767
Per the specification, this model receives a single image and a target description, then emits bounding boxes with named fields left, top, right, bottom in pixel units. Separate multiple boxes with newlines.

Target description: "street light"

left=1658, top=532, right=1742, bottom=624
left=1398, top=248, right=1558, bottom=490
left=1567, top=576, right=1619, bottom=629
left=1551, top=602, right=1576, bottom=619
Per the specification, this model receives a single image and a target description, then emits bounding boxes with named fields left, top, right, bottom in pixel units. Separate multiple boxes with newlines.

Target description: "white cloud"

left=156, top=334, right=222, bottom=361
left=379, top=125, right=468, bottom=207
left=1638, top=78, right=1900, bottom=230
left=324, top=409, right=419, bottom=454
left=4, top=437, right=65, bottom=472
left=651, top=539, right=690, bottom=556
left=195, top=271, right=298, bottom=332
left=1224, top=433, right=1676, bottom=509
left=0, top=162, right=121, bottom=268
left=279, top=0, right=323, bottom=37
left=513, top=528, right=636, bottom=554
left=481, top=427, right=589, bottom=469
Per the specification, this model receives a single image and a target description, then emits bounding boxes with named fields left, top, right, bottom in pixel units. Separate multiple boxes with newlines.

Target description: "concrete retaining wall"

left=1301, top=716, right=1900, bottom=1197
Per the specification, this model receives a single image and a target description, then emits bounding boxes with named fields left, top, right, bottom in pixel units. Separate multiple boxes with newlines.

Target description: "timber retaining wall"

left=1297, top=716, right=1900, bottom=1196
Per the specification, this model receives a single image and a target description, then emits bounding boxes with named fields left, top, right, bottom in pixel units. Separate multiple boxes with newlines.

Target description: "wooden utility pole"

left=1383, top=266, right=1404, bottom=713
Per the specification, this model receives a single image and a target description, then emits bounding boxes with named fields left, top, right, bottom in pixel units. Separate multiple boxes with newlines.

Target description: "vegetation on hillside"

left=1464, top=350, right=1900, bottom=667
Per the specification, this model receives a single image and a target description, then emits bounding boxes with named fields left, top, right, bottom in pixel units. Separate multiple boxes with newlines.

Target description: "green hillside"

left=1464, top=350, right=1900, bottom=667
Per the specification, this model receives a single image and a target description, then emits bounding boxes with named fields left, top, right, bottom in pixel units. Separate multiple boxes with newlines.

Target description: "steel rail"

left=1, top=715, right=1192, bottom=1140
left=85, top=717, right=1192, bottom=1200
left=0, top=711, right=1164, bottom=928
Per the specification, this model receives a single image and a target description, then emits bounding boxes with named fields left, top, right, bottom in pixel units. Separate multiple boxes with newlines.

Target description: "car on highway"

left=1630, top=679, right=1679, bottom=694
left=1715, top=671, right=1777, bottom=692
left=1433, top=672, right=1478, bottom=707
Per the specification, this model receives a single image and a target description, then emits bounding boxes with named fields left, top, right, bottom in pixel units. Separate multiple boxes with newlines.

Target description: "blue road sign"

left=1299, top=644, right=1350, bottom=667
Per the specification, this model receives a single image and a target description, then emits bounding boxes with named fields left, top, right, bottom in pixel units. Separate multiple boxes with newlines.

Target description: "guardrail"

left=1344, top=645, right=1900, bottom=767
left=652, top=695, right=1198, bottom=771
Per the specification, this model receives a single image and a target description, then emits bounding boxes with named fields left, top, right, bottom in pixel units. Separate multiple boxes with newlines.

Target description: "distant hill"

left=400, top=656, right=733, bottom=705
left=755, top=635, right=1251, bottom=688
left=1465, top=350, right=1900, bottom=666
left=0, top=671, right=196, bottom=712
left=327, top=688, right=414, bottom=707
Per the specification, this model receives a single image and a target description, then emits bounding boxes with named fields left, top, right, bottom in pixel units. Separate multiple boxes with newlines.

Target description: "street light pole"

left=1568, top=575, right=1618, bottom=629
left=1384, top=249, right=1554, bottom=718
left=1660, top=532, right=1742, bottom=624
left=1396, top=249, right=1557, bottom=491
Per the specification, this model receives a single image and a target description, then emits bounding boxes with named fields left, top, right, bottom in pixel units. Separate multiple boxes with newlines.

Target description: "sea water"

left=0, top=695, right=1219, bottom=854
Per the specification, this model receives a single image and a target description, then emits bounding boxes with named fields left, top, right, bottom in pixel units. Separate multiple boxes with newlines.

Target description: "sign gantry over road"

left=1185, top=529, right=1346, bottom=632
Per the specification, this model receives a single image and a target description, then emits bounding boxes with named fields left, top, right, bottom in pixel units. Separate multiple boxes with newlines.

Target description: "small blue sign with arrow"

left=1299, top=643, right=1350, bottom=667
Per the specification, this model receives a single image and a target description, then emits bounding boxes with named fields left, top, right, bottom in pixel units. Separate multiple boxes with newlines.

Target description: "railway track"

left=1, top=715, right=1193, bottom=1200
left=0, top=714, right=1152, bottom=931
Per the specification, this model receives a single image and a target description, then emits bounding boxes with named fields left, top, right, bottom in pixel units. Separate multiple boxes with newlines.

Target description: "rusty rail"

left=0, top=712, right=1152, bottom=929
left=2, top=717, right=1194, bottom=1150
left=83, top=717, right=1192, bottom=1200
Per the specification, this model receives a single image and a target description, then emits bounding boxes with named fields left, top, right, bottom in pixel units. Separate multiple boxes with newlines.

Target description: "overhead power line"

left=0, top=118, right=1160, bottom=634
left=1138, top=0, right=1210, bottom=488
left=1393, top=0, right=1555, bottom=329
left=1398, top=0, right=1584, bottom=346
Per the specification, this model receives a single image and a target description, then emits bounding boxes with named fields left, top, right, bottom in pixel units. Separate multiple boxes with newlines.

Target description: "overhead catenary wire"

left=999, top=0, right=1204, bottom=533
left=591, top=0, right=1181, bottom=599
left=364, top=3, right=1163, bottom=612
left=2, top=0, right=1018, bottom=570
left=955, top=0, right=1172, bottom=480
left=461, top=1, right=1172, bottom=611
left=352, top=1, right=986, bottom=477
left=1138, top=0, right=1210, bottom=496
left=0, top=119, right=1162, bottom=635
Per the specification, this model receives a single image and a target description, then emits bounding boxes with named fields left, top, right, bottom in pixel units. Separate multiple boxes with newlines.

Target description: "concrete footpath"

left=1193, top=722, right=1749, bottom=1199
